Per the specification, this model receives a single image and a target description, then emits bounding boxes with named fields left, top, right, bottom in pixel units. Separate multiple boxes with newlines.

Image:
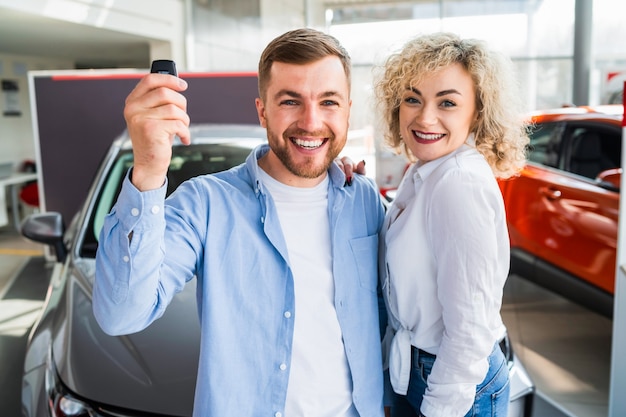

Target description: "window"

left=527, top=122, right=563, bottom=168
left=564, top=126, right=622, bottom=179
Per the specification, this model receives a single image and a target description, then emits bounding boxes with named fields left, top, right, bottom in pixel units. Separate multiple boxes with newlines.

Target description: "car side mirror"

left=20, top=212, right=67, bottom=262
left=596, top=168, right=622, bottom=192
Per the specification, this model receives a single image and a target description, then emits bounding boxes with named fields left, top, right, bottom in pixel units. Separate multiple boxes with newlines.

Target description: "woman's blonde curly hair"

left=374, top=32, right=529, bottom=179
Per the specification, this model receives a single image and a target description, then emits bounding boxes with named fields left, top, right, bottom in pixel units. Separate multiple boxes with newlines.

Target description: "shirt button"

left=284, top=311, right=291, bottom=318
left=260, top=217, right=265, bottom=223
left=279, top=363, right=287, bottom=371
left=275, top=413, right=282, bottom=417
left=122, top=256, right=130, bottom=263
left=131, top=208, right=139, bottom=216
left=151, top=205, right=160, bottom=214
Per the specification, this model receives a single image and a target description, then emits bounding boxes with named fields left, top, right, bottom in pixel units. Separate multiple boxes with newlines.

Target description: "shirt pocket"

left=349, top=234, right=379, bottom=293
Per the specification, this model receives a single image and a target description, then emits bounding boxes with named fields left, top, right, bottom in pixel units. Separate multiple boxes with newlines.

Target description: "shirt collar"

left=414, top=133, right=476, bottom=182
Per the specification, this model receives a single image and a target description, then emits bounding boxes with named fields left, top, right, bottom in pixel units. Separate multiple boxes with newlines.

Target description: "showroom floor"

left=501, top=272, right=612, bottom=417
left=0, top=225, right=614, bottom=416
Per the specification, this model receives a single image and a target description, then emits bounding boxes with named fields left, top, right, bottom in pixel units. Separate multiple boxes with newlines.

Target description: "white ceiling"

left=0, top=6, right=152, bottom=68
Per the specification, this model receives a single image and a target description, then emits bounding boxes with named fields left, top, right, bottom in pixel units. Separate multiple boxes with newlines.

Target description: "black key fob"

left=150, top=60, right=178, bottom=77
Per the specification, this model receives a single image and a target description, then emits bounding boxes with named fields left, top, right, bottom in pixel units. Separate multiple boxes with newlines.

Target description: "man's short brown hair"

left=257, top=28, right=351, bottom=100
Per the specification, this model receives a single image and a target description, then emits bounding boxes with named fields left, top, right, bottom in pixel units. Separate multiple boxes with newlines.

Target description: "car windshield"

left=80, top=141, right=256, bottom=258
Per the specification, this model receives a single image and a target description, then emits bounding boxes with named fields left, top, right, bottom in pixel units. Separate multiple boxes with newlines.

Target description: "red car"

left=498, top=105, right=623, bottom=317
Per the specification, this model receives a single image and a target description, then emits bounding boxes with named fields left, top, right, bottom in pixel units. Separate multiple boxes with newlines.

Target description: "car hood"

left=53, top=259, right=200, bottom=416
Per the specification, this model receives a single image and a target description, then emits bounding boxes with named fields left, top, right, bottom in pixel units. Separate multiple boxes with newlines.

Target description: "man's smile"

left=290, top=137, right=328, bottom=149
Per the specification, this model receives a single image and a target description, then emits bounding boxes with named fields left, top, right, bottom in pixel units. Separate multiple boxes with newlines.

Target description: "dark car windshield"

left=80, top=142, right=255, bottom=258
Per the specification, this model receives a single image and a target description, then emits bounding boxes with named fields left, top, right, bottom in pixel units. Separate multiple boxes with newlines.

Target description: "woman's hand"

left=335, top=156, right=366, bottom=186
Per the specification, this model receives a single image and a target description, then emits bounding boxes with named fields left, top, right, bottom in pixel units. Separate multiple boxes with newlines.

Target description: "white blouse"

left=380, top=143, right=510, bottom=417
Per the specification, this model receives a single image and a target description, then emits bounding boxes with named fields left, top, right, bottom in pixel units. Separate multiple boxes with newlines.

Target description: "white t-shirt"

left=259, top=169, right=357, bottom=417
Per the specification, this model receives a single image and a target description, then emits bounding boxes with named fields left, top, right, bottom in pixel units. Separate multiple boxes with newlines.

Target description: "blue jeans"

left=391, top=343, right=510, bottom=417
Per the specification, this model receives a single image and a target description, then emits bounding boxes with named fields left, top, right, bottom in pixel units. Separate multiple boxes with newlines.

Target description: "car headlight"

left=43, top=347, right=155, bottom=417
left=45, top=348, right=94, bottom=417
left=53, top=395, right=90, bottom=417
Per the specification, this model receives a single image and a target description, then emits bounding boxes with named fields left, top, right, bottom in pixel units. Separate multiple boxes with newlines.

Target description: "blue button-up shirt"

left=94, top=144, right=386, bottom=417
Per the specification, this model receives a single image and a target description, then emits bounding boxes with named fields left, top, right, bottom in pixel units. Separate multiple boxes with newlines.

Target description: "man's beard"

left=267, top=125, right=345, bottom=179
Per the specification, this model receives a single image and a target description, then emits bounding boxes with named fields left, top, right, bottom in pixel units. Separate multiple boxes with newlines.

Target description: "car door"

left=503, top=120, right=620, bottom=295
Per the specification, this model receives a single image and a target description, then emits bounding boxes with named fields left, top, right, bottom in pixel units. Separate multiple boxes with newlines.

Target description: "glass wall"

left=191, top=0, right=263, bottom=71
left=329, top=0, right=626, bottom=112
left=329, top=0, right=581, bottom=113
left=191, top=0, right=308, bottom=71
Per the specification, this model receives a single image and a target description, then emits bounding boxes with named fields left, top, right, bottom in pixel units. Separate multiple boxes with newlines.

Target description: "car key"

left=150, top=59, right=178, bottom=77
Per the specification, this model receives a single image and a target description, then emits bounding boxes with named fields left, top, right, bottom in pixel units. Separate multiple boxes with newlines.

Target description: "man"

left=93, top=28, right=385, bottom=416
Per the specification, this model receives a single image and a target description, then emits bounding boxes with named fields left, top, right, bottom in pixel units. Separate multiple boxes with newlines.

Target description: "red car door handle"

left=539, top=187, right=562, bottom=200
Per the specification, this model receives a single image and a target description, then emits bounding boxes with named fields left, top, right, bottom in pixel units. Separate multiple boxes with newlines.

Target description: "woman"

left=375, top=32, right=529, bottom=417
